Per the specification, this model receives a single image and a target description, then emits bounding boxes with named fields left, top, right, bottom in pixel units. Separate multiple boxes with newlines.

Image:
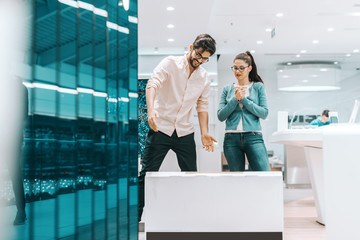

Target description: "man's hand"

left=148, top=109, right=159, bottom=131
left=201, top=133, right=217, bottom=152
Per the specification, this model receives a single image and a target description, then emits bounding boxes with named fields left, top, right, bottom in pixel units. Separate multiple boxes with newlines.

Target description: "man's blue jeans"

left=223, top=132, right=270, bottom=171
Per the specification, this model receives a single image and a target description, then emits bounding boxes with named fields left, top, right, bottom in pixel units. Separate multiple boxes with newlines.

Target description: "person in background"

left=138, top=34, right=217, bottom=222
left=310, top=109, right=331, bottom=127
left=217, top=51, right=270, bottom=172
left=9, top=83, right=28, bottom=225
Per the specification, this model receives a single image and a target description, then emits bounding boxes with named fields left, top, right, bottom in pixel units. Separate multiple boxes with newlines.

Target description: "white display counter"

left=145, top=172, right=283, bottom=240
left=284, top=145, right=311, bottom=187
left=269, top=128, right=325, bottom=224
left=270, top=124, right=360, bottom=240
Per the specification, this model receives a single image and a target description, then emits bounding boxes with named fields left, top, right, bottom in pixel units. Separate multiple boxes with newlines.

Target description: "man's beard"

left=189, top=56, right=200, bottom=69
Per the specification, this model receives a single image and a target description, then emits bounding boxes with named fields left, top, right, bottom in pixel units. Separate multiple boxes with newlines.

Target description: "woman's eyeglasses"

left=231, top=66, right=249, bottom=72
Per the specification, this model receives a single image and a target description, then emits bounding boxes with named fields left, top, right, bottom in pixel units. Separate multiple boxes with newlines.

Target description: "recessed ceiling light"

left=167, top=24, right=175, bottom=29
left=302, top=80, right=309, bottom=83
left=327, top=27, right=334, bottom=32
left=276, top=13, right=284, bottom=17
left=287, top=62, right=292, bottom=65
left=353, top=49, right=359, bottom=53
left=346, top=53, right=351, bottom=57
left=283, top=75, right=289, bottom=78
left=300, top=50, right=307, bottom=53
left=166, top=6, right=175, bottom=11
left=311, top=74, right=318, bottom=78
left=256, top=40, right=263, bottom=44
left=168, top=38, right=174, bottom=42
left=278, top=70, right=283, bottom=73
left=265, top=28, right=272, bottom=32
left=296, top=54, right=300, bottom=58
left=334, top=61, right=338, bottom=64
left=250, top=50, right=256, bottom=53
left=312, top=40, right=319, bottom=44
left=320, top=68, right=328, bottom=72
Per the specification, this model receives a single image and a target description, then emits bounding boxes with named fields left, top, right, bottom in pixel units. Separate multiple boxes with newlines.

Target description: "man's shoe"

left=13, top=210, right=27, bottom=225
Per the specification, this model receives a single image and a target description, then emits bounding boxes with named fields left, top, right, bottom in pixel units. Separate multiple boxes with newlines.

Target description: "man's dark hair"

left=192, top=34, right=216, bottom=56
left=322, top=110, right=330, bottom=117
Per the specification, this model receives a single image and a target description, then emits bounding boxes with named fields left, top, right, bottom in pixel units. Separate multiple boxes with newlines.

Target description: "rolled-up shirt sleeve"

left=196, top=77, right=210, bottom=113
left=146, top=58, right=169, bottom=90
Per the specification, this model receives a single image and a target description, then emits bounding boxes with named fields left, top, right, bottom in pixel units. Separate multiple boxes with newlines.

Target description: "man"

left=138, top=34, right=217, bottom=221
left=310, top=109, right=331, bottom=127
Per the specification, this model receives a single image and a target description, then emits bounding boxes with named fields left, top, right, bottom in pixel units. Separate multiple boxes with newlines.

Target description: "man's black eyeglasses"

left=193, top=49, right=210, bottom=63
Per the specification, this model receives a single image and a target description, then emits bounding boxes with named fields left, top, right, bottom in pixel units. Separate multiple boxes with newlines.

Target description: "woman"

left=217, top=51, right=270, bottom=171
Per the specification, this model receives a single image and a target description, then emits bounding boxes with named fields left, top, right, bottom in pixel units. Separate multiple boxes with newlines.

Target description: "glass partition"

left=0, top=0, right=138, bottom=239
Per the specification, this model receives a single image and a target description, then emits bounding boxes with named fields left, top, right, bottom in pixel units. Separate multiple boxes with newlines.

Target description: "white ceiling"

left=138, top=0, right=360, bottom=71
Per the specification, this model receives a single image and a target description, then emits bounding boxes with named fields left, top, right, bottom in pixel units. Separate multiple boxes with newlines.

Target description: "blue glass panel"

left=0, top=0, right=138, bottom=239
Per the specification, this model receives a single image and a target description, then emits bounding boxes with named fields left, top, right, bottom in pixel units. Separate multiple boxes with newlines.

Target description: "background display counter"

left=269, top=124, right=360, bottom=240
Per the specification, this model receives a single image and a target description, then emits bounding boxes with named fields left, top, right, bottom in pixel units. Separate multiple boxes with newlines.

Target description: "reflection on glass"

left=0, top=0, right=138, bottom=239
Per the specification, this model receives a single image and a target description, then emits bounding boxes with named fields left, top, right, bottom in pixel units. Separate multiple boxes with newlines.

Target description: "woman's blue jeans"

left=223, top=132, right=270, bottom=171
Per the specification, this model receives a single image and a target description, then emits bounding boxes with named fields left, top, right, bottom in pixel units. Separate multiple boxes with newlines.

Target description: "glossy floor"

left=2, top=187, right=324, bottom=240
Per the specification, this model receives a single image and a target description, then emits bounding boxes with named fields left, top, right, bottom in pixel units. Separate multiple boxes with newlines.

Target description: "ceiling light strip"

left=128, top=92, right=138, bottom=98
left=77, top=87, right=95, bottom=94
left=58, top=0, right=78, bottom=8
left=93, top=92, right=108, bottom=97
left=25, top=82, right=108, bottom=98
left=106, top=21, right=130, bottom=34
left=128, top=16, right=138, bottom=24
left=59, top=0, right=128, bottom=33
left=58, top=0, right=108, bottom=18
